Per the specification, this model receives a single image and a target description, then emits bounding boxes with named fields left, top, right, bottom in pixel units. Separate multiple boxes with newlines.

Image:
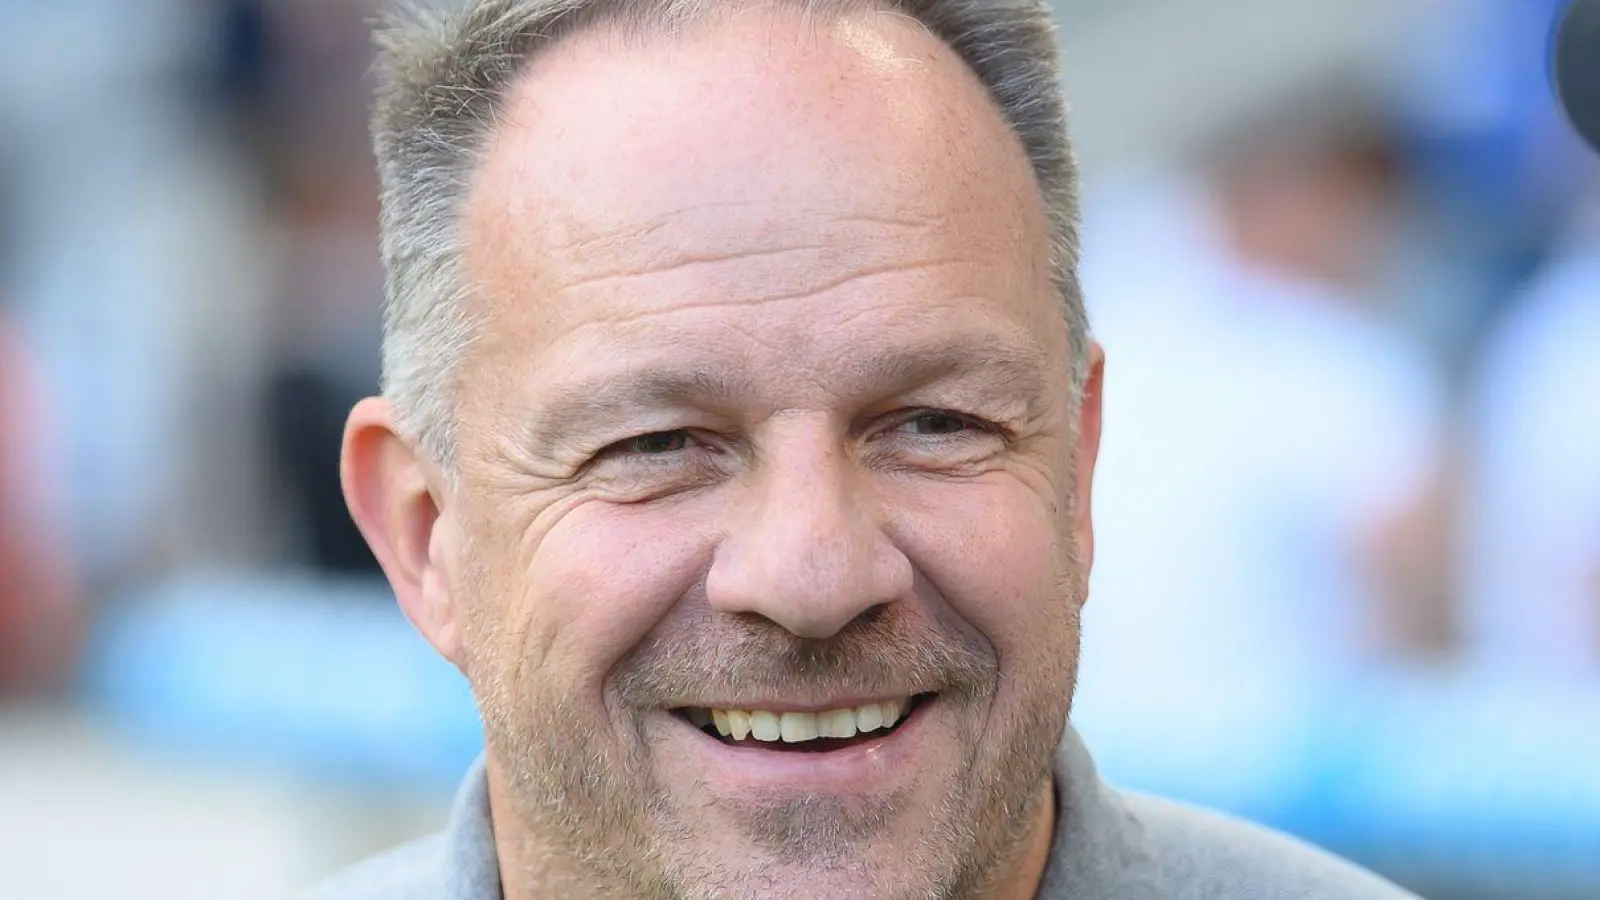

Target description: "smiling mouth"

left=671, top=694, right=933, bottom=753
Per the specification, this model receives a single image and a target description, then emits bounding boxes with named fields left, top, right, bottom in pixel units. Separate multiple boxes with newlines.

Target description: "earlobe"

left=341, top=397, right=464, bottom=665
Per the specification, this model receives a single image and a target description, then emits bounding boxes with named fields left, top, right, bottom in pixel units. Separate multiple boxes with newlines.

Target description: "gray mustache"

left=612, top=605, right=995, bottom=709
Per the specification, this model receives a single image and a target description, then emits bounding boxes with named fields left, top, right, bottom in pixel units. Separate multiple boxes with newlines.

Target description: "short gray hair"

left=372, top=0, right=1086, bottom=463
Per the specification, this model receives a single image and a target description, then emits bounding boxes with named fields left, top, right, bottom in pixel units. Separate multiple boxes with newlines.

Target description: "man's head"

left=342, top=2, right=1105, bottom=898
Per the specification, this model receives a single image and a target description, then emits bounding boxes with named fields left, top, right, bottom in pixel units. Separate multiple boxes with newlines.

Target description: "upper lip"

left=671, top=692, right=934, bottom=714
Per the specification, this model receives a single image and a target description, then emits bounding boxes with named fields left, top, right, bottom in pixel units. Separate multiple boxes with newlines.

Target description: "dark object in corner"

left=1554, top=0, right=1600, bottom=151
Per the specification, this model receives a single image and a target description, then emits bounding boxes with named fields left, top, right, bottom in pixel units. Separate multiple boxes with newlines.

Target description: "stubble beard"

left=460, top=556, right=1083, bottom=900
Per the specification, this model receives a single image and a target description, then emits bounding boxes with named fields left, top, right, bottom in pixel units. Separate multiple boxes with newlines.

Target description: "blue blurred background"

left=1, top=1, right=1597, bottom=898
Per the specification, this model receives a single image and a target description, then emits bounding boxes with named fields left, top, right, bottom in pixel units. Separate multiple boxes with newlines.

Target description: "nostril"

left=739, top=602, right=891, bottom=640
left=853, top=603, right=891, bottom=627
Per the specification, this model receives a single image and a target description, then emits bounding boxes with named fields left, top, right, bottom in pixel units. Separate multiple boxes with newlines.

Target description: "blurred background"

left=1, top=0, right=1597, bottom=897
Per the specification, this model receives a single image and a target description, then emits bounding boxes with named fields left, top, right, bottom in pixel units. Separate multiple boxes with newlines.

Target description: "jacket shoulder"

left=296, top=833, right=451, bottom=900
left=1121, top=793, right=1420, bottom=900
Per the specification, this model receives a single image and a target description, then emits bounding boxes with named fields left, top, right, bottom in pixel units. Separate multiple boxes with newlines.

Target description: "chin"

left=654, top=846, right=960, bottom=900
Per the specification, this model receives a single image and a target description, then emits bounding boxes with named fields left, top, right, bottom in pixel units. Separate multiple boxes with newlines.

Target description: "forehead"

left=459, top=5, right=1060, bottom=393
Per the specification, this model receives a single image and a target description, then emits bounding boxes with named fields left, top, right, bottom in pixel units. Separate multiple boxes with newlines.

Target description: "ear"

left=341, top=397, right=464, bottom=666
left=1072, top=342, right=1106, bottom=578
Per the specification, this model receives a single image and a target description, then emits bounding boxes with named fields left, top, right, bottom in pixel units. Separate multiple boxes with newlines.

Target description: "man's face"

left=441, top=9, right=1100, bottom=900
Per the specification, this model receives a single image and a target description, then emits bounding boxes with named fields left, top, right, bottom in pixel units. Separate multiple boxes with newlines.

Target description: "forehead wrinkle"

left=543, top=200, right=941, bottom=255
left=551, top=253, right=967, bottom=320
left=536, top=199, right=951, bottom=292
left=545, top=241, right=837, bottom=297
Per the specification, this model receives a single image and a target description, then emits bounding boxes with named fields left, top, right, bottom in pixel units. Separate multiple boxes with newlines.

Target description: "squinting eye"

left=904, top=412, right=975, bottom=436
left=626, top=430, right=691, bottom=455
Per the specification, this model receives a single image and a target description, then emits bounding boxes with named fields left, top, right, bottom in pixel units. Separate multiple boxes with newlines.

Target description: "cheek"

left=889, top=477, right=1076, bottom=665
left=491, top=497, right=719, bottom=699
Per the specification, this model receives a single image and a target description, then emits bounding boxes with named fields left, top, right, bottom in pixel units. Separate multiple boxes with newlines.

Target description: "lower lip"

left=665, top=698, right=936, bottom=793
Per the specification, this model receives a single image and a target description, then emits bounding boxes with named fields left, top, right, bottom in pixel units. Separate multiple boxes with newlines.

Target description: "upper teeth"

left=689, top=699, right=909, bottom=743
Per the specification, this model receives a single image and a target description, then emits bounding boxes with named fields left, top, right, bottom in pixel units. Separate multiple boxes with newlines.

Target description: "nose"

left=705, top=417, right=913, bottom=639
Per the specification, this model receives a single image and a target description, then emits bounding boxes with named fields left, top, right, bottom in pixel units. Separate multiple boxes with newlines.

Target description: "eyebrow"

left=528, top=367, right=753, bottom=453
left=523, top=332, right=1057, bottom=454
left=854, top=334, right=1055, bottom=409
